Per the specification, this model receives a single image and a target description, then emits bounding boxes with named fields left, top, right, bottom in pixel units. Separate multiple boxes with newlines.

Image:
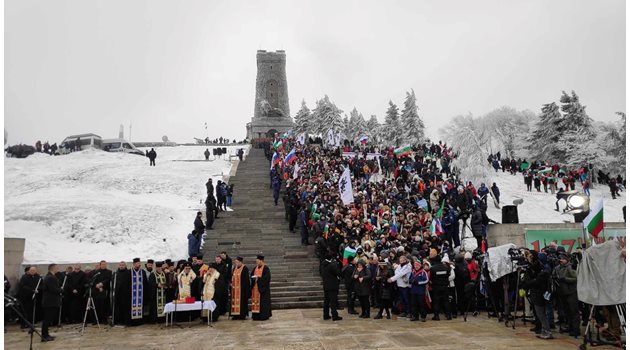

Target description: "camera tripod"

left=80, top=286, right=100, bottom=334
left=463, top=261, right=500, bottom=322
left=5, top=295, right=42, bottom=350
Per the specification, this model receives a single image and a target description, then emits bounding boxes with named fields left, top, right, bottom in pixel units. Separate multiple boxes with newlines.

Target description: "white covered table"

left=163, top=300, right=216, bottom=326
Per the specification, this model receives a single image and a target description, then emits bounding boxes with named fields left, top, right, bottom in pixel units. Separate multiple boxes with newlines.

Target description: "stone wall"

left=4, top=238, right=25, bottom=294
left=487, top=222, right=626, bottom=248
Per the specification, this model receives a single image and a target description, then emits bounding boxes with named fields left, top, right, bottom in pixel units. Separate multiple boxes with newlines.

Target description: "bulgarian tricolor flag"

left=394, top=145, right=412, bottom=158
left=342, top=246, right=357, bottom=265
left=583, top=198, right=604, bottom=238
left=273, top=139, right=284, bottom=151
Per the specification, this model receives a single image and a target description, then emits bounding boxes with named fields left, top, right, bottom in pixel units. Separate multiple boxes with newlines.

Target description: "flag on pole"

left=359, top=135, right=369, bottom=144
left=270, top=152, right=279, bottom=170
left=297, top=133, right=306, bottom=145
left=273, top=139, right=283, bottom=151
left=285, top=149, right=297, bottom=165
left=338, top=167, right=354, bottom=205
left=394, top=145, right=412, bottom=158
left=430, top=200, right=445, bottom=236
left=326, top=129, right=335, bottom=146
left=583, top=198, right=604, bottom=238
left=335, top=132, right=343, bottom=147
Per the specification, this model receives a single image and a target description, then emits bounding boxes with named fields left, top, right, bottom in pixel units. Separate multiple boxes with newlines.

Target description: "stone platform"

left=4, top=309, right=617, bottom=350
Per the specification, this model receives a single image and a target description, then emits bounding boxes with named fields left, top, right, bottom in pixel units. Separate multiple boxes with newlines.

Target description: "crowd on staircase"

left=261, top=135, right=624, bottom=342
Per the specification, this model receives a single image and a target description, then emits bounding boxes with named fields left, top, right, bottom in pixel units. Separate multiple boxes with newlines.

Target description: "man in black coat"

left=147, top=148, right=157, bottom=166
left=205, top=195, right=216, bottom=229
left=41, top=264, right=61, bottom=342
left=17, top=266, right=40, bottom=328
left=194, top=211, right=205, bottom=234
left=113, top=262, right=131, bottom=325
left=320, top=254, right=343, bottom=321
left=429, top=258, right=452, bottom=321
left=90, top=261, right=112, bottom=325
left=67, top=265, right=87, bottom=323
left=342, top=256, right=358, bottom=315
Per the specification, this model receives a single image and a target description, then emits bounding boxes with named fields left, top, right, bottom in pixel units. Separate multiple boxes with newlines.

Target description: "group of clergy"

left=112, top=252, right=272, bottom=325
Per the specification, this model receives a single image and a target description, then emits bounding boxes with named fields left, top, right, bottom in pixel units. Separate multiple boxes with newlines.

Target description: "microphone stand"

left=31, top=277, right=42, bottom=346
left=32, top=277, right=42, bottom=324
left=170, top=274, right=183, bottom=329
left=57, top=273, right=68, bottom=328
left=111, top=271, right=117, bottom=327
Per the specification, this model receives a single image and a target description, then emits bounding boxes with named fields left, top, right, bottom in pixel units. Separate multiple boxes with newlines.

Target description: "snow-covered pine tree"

left=528, top=102, right=564, bottom=162
left=400, top=89, right=425, bottom=146
left=556, top=126, right=605, bottom=168
left=343, top=114, right=350, bottom=139
left=347, top=107, right=367, bottom=142
left=293, top=99, right=311, bottom=134
left=383, top=100, right=403, bottom=147
left=311, top=95, right=344, bottom=137
left=559, top=90, right=593, bottom=132
left=366, top=115, right=380, bottom=144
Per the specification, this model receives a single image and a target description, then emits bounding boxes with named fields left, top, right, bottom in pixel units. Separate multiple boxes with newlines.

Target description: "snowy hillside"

left=483, top=169, right=626, bottom=224
left=4, top=145, right=249, bottom=264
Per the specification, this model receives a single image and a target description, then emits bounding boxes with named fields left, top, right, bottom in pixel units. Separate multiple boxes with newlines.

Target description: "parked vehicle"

left=59, top=133, right=102, bottom=154
left=102, top=138, right=144, bottom=156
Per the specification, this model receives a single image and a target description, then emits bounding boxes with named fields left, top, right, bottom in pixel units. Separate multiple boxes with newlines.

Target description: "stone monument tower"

left=246, top=50, right=294, bottom=140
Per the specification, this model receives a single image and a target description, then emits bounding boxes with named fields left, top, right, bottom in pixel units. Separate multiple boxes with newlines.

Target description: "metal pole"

left=32, top=277, right=42, bottom=329
left=58, top=274, right=68, bottom=327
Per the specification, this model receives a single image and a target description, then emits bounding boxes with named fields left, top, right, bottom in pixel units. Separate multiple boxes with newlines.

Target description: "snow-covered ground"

left=4, top=145, right=249, bottom=264
left=483, top=169, right=626, bottom=224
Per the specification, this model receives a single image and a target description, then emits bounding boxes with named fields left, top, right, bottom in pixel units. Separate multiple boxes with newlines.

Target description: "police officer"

left=430, top=255, right=452, bottom=320
left=342, top=256, right=358, bottom=315
left=320, top=253, right=343, bottom=321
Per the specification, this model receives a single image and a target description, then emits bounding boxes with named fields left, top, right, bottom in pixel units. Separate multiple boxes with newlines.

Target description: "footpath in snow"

left=4, top=145, right=249, bottom=264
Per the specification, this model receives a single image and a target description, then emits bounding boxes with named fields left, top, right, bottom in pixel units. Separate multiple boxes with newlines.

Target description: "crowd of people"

left=6, top=166, right=271, bottom=343
left=9, top=251, right=272, bottom=342
left=263, top=135, right=623, bottom=342
left=486, top=152, right=625, bottom=202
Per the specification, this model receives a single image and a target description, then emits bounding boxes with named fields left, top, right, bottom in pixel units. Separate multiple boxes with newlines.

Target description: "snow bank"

left=4, top=145, right=249, bottom=264
left=483, top=170, right=626, bottom=224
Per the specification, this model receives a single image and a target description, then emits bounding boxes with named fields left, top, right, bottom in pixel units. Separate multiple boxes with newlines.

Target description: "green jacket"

left=552, top=263, right=577, bottom=296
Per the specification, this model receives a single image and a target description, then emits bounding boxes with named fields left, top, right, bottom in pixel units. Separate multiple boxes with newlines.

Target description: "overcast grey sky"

left=5, top=0, right=626, bottom=145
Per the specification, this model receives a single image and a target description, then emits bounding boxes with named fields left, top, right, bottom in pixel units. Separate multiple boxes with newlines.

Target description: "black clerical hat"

left=256, top=254, right=265, bottom=261
left=132, top=258, right=140, bottom=263
left=155, top=261, right=163, bottom=267
left=147, top=259, right=154, bottom=264
left=196, top=254, right=204, bottom=260
left=236, top=256, right=244, bottom=262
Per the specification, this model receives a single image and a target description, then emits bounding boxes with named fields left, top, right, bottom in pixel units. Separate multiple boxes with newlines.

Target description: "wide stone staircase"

left=203, top=148, right=331, bottom=309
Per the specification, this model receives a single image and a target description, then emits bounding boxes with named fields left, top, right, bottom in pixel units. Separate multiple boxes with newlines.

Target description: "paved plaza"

left=4, top=309, right=618, bottom=350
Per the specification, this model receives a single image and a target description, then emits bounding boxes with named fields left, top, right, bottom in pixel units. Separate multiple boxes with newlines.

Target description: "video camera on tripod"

left=507, top=248, right=530, bottom=269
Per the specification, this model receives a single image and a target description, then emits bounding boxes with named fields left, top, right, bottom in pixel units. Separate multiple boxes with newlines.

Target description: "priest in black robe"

left=251, top=255, right=272, bottom=321
left=213, top=255, right=229, bottom=316
left=230, top=256, right=250, bottom=320
left=113, top=262, right=131, bottom=325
